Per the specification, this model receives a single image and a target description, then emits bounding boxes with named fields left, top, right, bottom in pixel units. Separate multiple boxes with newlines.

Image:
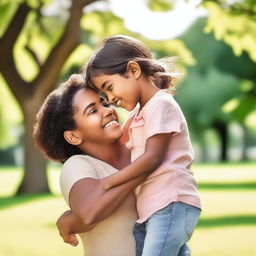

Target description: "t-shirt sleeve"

left=59, top=155, right=98, bottom=205
left=143, top=96, right=182, bottom=140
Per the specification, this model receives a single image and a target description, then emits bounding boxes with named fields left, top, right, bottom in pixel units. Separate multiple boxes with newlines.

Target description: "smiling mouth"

left=102, top=120, right=119, bottom=129
left=112, top=98, right=121, bottom=107
left=116, top=99, right=121, bottom=107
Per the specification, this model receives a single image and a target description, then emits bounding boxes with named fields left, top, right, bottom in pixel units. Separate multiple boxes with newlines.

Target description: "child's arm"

left=57, top=172, right=148, bottom=246
left=101, top=132, right=171, bottom=190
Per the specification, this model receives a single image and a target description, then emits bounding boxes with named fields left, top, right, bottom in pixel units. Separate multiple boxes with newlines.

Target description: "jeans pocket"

left=184, top=206, right=200, bottom=240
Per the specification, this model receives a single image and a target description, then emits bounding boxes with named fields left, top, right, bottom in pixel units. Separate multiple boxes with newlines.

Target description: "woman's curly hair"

left=33, top=74, right=88, bottom=163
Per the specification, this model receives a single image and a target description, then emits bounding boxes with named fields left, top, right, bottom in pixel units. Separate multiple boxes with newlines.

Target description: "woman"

left=33, top=74, right=149, bottom=256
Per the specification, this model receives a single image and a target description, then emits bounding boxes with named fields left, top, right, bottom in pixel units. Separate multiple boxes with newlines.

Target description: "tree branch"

left=0, top=3, right=31, bottom=102
left=32, top=0, right=99, bottom=96
left=24, top=43, right=42, bottom=67
left=81, top=0, right=98, bottom=7
left=0, top=3, right=30, bottom=51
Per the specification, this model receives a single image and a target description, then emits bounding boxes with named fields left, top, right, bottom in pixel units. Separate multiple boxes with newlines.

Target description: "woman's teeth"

left=103, top=120, right=118, bottom=128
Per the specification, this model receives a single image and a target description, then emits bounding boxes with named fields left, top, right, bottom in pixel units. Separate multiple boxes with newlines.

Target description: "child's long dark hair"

left=85, top=35, right=177, bottom=91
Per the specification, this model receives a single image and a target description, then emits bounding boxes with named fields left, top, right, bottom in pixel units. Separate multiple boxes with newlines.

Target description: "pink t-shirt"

left=125, top=89, right=201, bottom=223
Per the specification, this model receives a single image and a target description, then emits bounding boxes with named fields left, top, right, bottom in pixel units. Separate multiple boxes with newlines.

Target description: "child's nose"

left=107, top=93, right=115, bottom=104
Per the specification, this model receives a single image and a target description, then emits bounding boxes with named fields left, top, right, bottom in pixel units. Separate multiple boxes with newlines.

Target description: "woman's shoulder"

left=61, top=155, right=98, bottom=180
left=63, top=154, right=94, bottom=170
left=60, top=154, right=118, bottom=204
left=62, top=154, right=118, bottom=178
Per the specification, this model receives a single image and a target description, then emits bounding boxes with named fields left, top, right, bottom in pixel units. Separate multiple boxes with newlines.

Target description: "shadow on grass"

left=0, top=193, right=58, bottom=210
left=198, top=182, right=256, bottom=190
left=198, top=215, right=256, bottom=228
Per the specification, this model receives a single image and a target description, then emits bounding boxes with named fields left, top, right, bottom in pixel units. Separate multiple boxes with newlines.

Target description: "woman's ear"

left=63, top=130, right=83, bottom=145
left=127, top=61, right=141, bottom=80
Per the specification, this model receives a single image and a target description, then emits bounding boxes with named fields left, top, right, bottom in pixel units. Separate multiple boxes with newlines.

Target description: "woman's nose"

left=103, top=105, right=114, bottom=117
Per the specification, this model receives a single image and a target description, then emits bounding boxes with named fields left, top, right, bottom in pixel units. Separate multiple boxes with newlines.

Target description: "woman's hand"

left=56, top=210, right=79, bottom=247
left=56, top=209, right=96, bottom=246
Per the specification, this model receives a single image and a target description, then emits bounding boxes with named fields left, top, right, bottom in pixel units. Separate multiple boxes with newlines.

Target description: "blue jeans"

left=133, top=202, right=201, bottom=256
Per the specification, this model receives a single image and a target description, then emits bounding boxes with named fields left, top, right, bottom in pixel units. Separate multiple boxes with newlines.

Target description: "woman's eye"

left=103, top=102, right=111, bottom=108
left=89, top=109, right=97, bottom=115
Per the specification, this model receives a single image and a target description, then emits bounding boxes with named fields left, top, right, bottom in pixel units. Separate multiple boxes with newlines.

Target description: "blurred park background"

left=0, top=0, right=256, bottom=255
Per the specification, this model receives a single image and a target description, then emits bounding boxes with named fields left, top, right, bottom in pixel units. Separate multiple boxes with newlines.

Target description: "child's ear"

left=127, top=61, right=141, bottom=80
left=63, top=130, right=83, bottom=145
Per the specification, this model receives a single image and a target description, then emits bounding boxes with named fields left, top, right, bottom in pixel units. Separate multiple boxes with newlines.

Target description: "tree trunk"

left=16, top=98, right=49, bottom=194
left=0, top=0, right=97, bottom=194
left=197, top=132, right=208, bottom=162
left=241, top=124, right=250, bottom=161
left=214, top=121, right=228, bottom=161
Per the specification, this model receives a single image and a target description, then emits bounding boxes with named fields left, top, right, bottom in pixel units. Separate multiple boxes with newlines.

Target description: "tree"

left=200, top=0, right=256, bottom=128
left=201, top=0, right=256, bottom=61
left=0, top=0, right=193, bottom=194
left=0, top=0, right=98, bottom=194
left=176, top=18, right=255, bottom=161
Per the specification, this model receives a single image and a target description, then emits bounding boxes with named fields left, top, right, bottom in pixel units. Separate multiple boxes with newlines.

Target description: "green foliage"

left=144, top=39, right=196, bottom=73
left=245, top=111, right=256, bottom=131
left=14, top=12, right=65, bottom=81
left=1, top=164, right=256, bottom=255
left=230, top=94, right=256, bottom=122
left=0, top=76, right=23, bottom=149
left=178, top=18, right=256, bottom=130
left=148, top=0, right=173, bottom=12
left=0, top=1, right=17, bottom=36
left=203, top=1, right=256, bottom=61
left=81, top=10, right=194, bottom=73
left=177, top=67, right=240, bottom=129
left=81, top=11, right=128, bottom=40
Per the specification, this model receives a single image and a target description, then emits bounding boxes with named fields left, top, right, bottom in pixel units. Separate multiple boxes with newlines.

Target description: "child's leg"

left=178, top=244, right=191, bottom=256
left=141, top=202, right=200, bottom=256
left=133, top=222, right=146, bottom=256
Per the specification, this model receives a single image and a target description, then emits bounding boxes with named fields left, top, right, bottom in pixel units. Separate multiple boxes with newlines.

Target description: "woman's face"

left=72, top=88, right=122, bottom=144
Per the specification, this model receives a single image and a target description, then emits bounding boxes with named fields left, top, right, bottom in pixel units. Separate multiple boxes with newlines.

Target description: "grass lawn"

left=0, top=163, right=256, bottom=256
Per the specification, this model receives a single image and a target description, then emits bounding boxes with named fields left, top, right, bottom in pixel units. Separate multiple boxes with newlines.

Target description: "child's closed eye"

left=107, top=85, right=113, bottom=92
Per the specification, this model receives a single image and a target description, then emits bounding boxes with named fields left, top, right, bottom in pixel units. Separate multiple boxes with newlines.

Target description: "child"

left=84, top=35, right=201, bottom=256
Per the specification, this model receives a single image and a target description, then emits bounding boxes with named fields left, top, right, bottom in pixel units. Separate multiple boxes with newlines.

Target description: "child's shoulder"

left=149, top=89, right=177, bottom=107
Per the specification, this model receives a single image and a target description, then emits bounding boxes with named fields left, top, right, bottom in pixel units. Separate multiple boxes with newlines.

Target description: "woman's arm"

left=56, top=210, right=95, bottom=246
left=101, top=133, right=171, bottom=190
left=57, top=172, right=148, bottom=245
left=70, top=172, right=147, bottom=225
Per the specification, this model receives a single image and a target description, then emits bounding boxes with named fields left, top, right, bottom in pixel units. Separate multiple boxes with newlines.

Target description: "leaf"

left=148, top=0, right=173, bottom=12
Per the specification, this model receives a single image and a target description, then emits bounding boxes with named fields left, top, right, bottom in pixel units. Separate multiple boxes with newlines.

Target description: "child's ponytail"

left=134, top=56, right=179, bottom=92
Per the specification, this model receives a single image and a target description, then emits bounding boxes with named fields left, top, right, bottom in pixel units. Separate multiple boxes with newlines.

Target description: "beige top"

left=125, top=90, right=201, bottom=223
left=60, top=155, right=137, bottom=256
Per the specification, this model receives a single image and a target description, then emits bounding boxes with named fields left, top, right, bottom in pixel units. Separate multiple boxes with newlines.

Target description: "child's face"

left=92, top=73, right=141, bottom=111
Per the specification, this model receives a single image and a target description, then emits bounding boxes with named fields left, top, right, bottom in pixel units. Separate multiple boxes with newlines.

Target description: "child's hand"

left=56, top=210, right=79, bottom=247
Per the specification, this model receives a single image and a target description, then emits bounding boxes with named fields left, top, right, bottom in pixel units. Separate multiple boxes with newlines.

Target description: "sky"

left=44, top=0, right=207, bottom=40
left=85, top=0, right=208, bottom=40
